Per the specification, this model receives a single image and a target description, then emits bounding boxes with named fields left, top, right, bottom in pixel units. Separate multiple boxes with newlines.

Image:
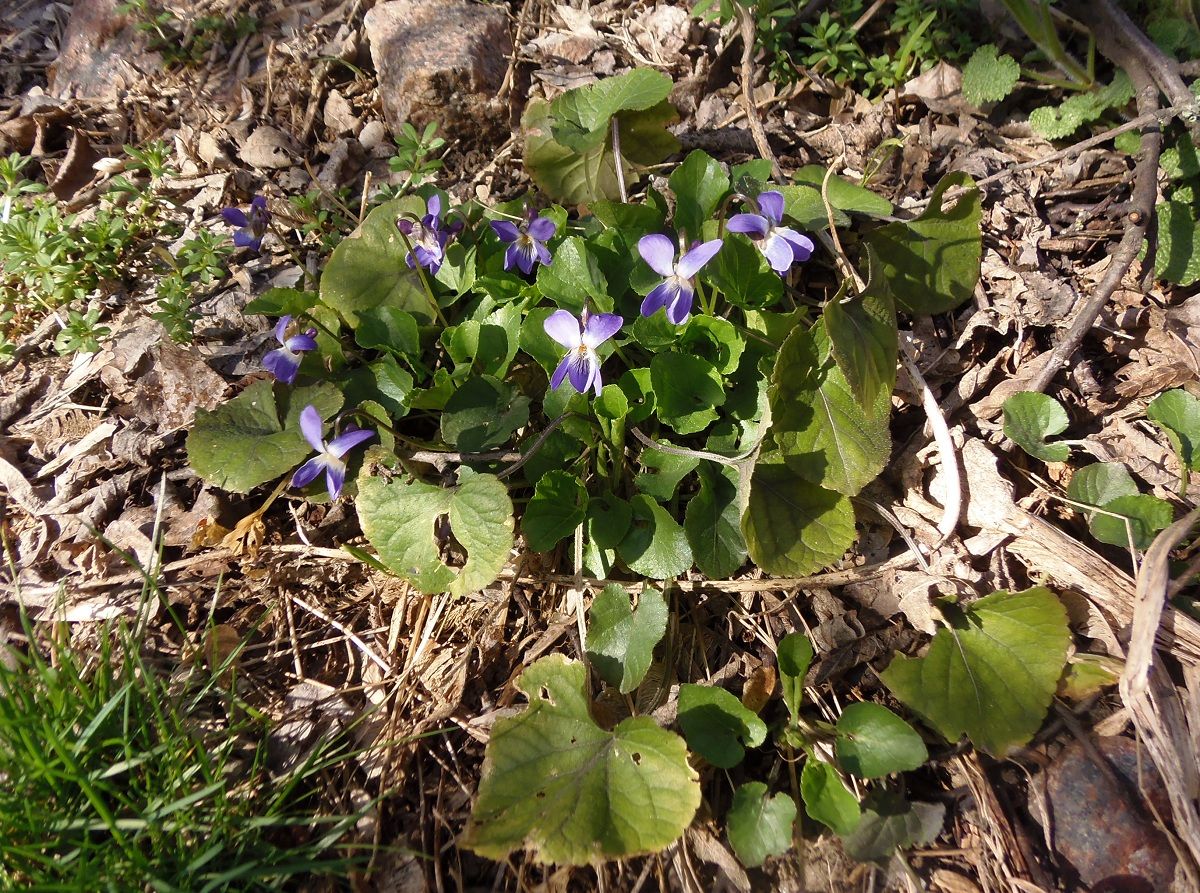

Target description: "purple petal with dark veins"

left=641, top=280, right=677, bottom=318
left=666, top=286, right=695, bottom=325
left=535, top=241, right=552, bottom=267
left=263, top=347, right=300, bottom=384
left=567, top=352, right=596, bottom=395
left=550, top=353, right=573, bottom=390
left=325, top=464, right=346, bottom=500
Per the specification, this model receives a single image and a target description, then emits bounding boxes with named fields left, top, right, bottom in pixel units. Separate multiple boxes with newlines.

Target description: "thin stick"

left=290, top=593, right=393, bottom=676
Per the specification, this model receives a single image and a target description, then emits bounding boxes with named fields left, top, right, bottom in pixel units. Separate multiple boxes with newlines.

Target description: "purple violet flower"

left=396, top=195, right=454, bottom=274
left=263, top=315, right=318, bottom=385
left=544, top=308, right=623, bottom=397
left=491, top=211, right=556, bottom=275
left=637, top=234, right=723, bottom=324
left=221, top=195, right=271, bottom=251
left=291, top=405, right=375, bottom=500
left=726, top=190, right=815, bottom=274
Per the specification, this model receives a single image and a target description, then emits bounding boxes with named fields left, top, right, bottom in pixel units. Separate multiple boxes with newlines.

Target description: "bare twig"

left=736, top=3, right=783, bottom=184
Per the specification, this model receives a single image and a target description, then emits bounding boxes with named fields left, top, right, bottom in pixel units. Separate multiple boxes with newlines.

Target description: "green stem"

left=394, top=225, right=449, bottom=328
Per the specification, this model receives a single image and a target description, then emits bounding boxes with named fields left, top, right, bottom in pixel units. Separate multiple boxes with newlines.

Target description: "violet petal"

left=298, top=405, right=326, bottom=452
left=543, top=309, right=582, bottom=349
left=637, top=233, right=677, bottom=277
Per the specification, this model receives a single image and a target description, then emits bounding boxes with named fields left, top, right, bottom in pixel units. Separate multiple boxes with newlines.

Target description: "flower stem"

left=394, top=225, right=450, bottom=328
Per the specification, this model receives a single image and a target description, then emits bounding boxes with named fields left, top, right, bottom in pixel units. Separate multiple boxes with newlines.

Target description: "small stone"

left=48, top=0, right=160, bottom=102
left=1043, top=736, right=1176, bottom=891
left=363, top=0, right=508, bottom=138
left=317, top=139, right=365, bottom=191
left=358, top=119, right=389, bottom=153
left=238, top=125, right=296, bottom=170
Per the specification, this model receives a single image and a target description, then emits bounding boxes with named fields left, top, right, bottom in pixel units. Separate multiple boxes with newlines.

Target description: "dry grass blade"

left=1121, top=508, right=1200, bottom=888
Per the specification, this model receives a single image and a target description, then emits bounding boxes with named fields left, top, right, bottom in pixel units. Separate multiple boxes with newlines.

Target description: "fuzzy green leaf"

left=462, top=656, right=700, bottom=864
left=841, top=791, right=944, bottom=865
left=777, top=632, right=814, bottom=723
left=440, top=376, right=530, bottom=452
left=726, top=783, right=797, bottom=868
left=535, top=236, right=610, bottom=312
left=792, top=166, right=894, bottom=218
left=523, top=90, right=679, bottom=206
left=824, top=263, right=898, bottom=411
left=684, top=465, right=748, bottom=578
left=586, top=585, right=668, bottom=694
left=961, top=45, right=1019, bottom=105
left=617, top=494, right=693, bottom=579
left=1066, top=462, right=1139, bottom=508
left=701, top=233, right=783, bottom=310
left=677, top=683, right=767, bottom=769
left=1154, top=201, right=1200, bottom=286
left=1088, top=494, right=1174, bottom=550
left=357, top=471, right=513, bottom=596
left=1002, top=392, right=1070, bottom=462
left=880, top=587, right=1071, bottom=755
left=651, top=352, right=726, bottom=435
left=669, top=150, right=730, bottom=243
left=1147, top=388, right=1200, bottom=469
left=319, top=196, right=431, bottom=326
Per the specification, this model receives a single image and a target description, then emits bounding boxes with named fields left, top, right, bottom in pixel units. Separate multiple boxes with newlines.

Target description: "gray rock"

left=363, top=0, right=508, bottom=138
left=48, top=0, right=161, bottom=102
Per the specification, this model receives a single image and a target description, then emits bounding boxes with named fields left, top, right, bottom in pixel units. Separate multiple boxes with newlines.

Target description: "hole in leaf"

left=632, top=752, right=642, bottom=765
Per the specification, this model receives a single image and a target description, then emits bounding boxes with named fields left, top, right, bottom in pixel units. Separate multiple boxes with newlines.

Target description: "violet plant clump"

left=491, top=210, right=557, bottom=275
left=291, top=405, right=375, bottom=500
left=220, top=195, right=271, bottom=251
left=727, top=190, right=815, bottom=274
left=263, top=315, right=317, bottom=384
left=186, top=71, right=992, bottom=873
